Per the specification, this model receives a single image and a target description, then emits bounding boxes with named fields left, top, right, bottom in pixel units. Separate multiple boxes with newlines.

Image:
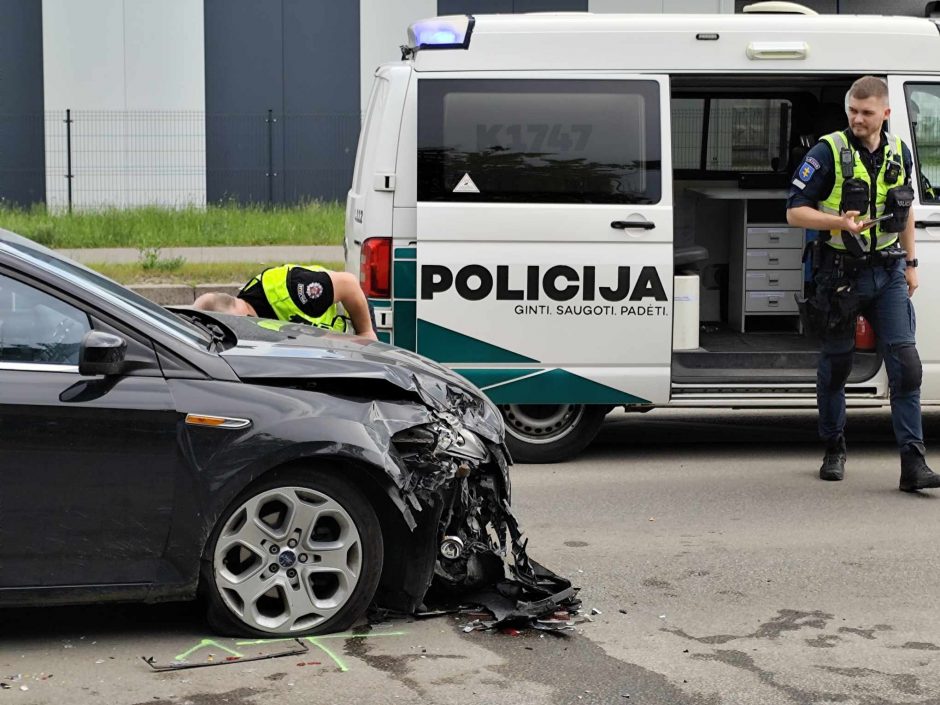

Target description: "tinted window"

left=905, top=83, right=940, bottom=203
left=3, top=239, right=211, bottom=348
left=0, top=274, right=90, bottom=365
left=418, top=79, right=661, bottom=204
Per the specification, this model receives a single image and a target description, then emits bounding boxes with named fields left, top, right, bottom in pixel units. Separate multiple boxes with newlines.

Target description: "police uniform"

left=787, top=129, right=927, bottom=467
left=238, top=264, right=344, bottom=331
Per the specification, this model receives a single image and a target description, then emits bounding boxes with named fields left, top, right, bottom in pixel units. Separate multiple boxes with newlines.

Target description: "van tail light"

left=855, top=315, right=876, bottom=351
left=360, top=237, right=392, bottom=298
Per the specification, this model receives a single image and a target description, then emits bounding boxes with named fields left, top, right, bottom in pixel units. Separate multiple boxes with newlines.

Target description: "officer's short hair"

left=193, top=292, right=239, bottom=312
left=847, top=76, right=889, bottom=105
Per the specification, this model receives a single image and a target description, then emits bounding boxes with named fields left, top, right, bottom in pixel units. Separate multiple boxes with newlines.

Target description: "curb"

left=130, top=282, right=243, bottom=306
left=59, top=245, right=344, bottom=265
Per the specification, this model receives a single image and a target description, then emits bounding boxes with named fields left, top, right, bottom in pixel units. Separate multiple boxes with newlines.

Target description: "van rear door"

left=414, top=73, right=673, bottom=406
left=889, top=76, right=940, bottom=402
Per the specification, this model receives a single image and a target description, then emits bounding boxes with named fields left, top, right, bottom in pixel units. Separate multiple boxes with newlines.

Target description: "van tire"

left=500, top=404, right=607, bottom=463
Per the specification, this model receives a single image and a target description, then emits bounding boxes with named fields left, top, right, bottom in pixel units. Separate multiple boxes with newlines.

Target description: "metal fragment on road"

left=141, top=639, right=309, bottom=672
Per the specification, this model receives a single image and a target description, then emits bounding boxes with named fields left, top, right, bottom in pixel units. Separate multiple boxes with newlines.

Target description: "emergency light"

left=408, top=16, right=474, bottom=51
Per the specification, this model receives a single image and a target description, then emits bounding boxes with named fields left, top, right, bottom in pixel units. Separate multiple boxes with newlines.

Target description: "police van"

left=345, top=4, right=940, bottom=462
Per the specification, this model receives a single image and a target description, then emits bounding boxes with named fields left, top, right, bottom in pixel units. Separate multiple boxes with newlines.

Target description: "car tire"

left=202, top=468, right=383, bottom=637
left=500, top=403, right=608, bottom=463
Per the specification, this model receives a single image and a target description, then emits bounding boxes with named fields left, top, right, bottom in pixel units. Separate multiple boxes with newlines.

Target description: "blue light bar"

left=407, top=16, right=474, bottom=51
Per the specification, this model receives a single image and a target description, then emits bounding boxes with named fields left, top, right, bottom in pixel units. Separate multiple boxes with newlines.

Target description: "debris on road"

left=142, top=639, right=309, bottom=672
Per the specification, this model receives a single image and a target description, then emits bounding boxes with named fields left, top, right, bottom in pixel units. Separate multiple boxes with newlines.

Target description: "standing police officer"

left=193, top=264, right=378, bottom=340
left=787, top=76, right=940, bottom=492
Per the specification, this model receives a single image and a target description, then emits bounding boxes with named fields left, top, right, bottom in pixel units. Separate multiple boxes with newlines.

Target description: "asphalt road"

left=3, top=407, right=940, bottom=705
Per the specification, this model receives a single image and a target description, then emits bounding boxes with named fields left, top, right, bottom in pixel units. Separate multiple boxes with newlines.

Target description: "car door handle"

left=611, top=220, right=655, bottom=230
left=915, top=221, right=940, bottom=228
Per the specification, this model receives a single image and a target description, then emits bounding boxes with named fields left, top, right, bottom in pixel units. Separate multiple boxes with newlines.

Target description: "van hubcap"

left=500, top=404, right=584, bottom=444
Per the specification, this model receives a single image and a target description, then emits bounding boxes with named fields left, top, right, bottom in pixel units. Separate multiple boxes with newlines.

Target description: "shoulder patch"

left=805, top=156, right=821, bottom=170
left=798, top=161, right=816, bottom=182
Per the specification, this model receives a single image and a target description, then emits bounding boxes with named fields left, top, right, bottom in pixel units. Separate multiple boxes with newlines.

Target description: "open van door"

left=888, top=76, right=940, bottom=402
left=413, top=73, right=673, bottom=460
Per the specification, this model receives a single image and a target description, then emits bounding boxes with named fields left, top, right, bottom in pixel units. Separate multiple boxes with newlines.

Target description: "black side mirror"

left=79, top=330, right=127, bottom=376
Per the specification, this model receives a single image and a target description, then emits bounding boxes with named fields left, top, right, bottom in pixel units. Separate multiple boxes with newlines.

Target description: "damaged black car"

left=0, top=230, right=575, bottom=637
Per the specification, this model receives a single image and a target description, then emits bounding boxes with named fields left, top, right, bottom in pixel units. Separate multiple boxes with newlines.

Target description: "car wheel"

left=500, top=403, right=608, bottom=463
left=203, top=470, right=383, bottom=637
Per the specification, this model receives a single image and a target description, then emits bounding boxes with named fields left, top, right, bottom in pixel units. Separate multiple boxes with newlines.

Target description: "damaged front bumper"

left=385, top=406, right=580, bottom=627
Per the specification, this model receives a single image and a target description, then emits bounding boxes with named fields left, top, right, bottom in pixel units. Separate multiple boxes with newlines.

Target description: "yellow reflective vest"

left=818, top=130, right=906, bottom=251
left=243, top=264, right=345, bottom=331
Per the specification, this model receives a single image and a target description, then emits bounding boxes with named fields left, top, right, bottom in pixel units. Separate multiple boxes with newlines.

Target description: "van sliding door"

left=888, top=77, right=940, bottom=403
left=414, top=73, right=673, bottom=405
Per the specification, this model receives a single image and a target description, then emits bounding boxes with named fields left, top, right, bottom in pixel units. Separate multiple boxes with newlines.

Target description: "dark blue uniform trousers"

left=817, top=258, right=924, bottom=452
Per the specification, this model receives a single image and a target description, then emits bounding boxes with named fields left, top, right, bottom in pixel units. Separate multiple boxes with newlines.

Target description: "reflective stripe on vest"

left=250, top=264, right=344, bottom=331
left=818, top=130, right=905, bottom=251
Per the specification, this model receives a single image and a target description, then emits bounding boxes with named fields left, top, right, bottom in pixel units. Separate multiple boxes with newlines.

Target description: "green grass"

left=89, top=261, right=344, bottom=286
left=0, top=202, right=345, bottom=249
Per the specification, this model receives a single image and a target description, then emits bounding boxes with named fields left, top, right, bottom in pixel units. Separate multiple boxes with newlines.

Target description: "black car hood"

left=214, top=315, right=503, bottom=443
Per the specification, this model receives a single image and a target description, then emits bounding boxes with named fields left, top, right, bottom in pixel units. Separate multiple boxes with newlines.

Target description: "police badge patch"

left=798, top=161, right=816, bottom=182
left=306, top=282, right=324, bottom=300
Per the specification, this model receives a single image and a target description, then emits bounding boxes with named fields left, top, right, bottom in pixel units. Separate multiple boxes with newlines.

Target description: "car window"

left=2, top=239, right=212, bottom=348
left=0, top=274, right=90, bottom=366
left=904, top=83, right=940, bottom=203
left=418, top=78, right=661, bottom=204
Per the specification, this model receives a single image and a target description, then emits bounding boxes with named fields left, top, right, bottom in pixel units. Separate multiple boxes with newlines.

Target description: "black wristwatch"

left=906, top=258, right=919, bottom=268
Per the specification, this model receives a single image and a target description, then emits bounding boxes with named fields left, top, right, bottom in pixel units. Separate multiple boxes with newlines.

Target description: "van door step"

left=671, top=350, right=880, bottom=384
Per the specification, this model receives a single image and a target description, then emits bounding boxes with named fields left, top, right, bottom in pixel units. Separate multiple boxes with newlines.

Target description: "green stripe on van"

left=417, top=319, right=537, bottom=363
left=451, top=368, right=543, bottom=390
left=480, top=368, right=649, bottom=405
left=394, top=247, right=416, bottom=260
left=393, top=260, right=416, bottom=299
left=394, top=301, right=417, bottom=350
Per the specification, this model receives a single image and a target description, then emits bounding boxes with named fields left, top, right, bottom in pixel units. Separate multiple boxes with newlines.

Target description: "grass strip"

left=89, top=261, right=344, bottom=286
left=0, top=202, right=344, bottom=249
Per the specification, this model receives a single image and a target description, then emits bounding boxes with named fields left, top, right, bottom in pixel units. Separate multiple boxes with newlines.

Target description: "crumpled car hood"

left=215, top=315, right=503, bottom=444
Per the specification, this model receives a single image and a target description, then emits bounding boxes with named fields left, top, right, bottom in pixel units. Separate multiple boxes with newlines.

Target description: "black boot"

left=819, top=435, right=846, bottom=481
left=899, top=446, right=940, bottom=492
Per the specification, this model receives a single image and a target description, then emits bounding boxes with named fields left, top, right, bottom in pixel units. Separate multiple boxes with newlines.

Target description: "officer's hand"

left=906, top=266, right=919, bottom=298
left=360, top=329, right=379, bottom=341
left=840, top=211, right=864, bottom=235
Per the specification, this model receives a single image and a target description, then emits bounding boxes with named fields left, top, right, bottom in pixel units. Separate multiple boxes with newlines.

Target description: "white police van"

left=345, top=4, right=940, bottom=462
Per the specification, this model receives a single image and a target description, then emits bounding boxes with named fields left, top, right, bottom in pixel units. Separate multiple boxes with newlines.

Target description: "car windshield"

left=3, top=239, right=213, bottom=349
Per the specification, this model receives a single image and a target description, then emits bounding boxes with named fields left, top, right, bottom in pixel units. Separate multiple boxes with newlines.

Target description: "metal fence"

left=10, top=110, right=362, bottom=211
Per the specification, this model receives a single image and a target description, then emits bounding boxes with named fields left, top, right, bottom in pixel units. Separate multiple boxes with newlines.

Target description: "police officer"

left=787, top=76, right=940, bottom=492
left=193, top=264, right=378, bottom=340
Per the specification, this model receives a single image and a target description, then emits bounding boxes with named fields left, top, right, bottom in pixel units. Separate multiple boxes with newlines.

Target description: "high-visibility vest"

left=243, top=264, right=345, bottom=331
left=818, top=130, right=906, bottom=251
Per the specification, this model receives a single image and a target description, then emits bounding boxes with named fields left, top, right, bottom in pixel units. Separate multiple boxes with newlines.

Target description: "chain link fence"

left=30, top=110, right=361, bottom=211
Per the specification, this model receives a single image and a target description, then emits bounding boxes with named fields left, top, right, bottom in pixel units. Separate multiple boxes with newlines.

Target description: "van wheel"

left=500, top=404, right=607, bottom=463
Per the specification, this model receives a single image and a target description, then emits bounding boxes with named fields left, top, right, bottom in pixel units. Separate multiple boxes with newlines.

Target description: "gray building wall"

left=735, top=0, right=928, bottom=14
left=439, top=0, right=588, bottom=14
left=0, top=0, right=45, bottom=207
left=204, top=0, right=359, bottom=205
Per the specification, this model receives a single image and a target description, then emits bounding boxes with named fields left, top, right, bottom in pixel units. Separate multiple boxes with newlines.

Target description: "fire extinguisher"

left=855, top=315, right=876, bottom=351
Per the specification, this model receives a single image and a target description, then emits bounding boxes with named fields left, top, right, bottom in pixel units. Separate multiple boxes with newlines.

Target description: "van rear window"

left=417, top=79, right=661, bottom=204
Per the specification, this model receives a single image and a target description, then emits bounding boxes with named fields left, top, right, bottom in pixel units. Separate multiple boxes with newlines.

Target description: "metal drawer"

left=745, top=291, right=800, bottom=313
left=745, top=249, right=803, bottom=270
left=746, top=227, right=804, bottom=249
left=745, top=270, right=804, bottom=291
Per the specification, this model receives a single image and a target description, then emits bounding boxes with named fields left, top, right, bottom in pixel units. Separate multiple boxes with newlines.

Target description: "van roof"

left=410, top=13, right=940, bottom=74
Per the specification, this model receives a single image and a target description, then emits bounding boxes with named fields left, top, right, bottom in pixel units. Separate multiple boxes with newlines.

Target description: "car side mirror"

left=79, top=330, right=127, bottom=376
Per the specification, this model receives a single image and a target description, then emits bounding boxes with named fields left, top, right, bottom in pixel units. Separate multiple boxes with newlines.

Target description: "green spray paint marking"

left=235, top=631, right=407, bottom=673
left=174, top=638, right=244, bottom=662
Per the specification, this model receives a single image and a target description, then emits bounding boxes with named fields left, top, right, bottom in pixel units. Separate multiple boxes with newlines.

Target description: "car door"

left=887, top=76, right=940, bottom=402
left=414, top=73, right=674, bottom=406
left=0, top=270, right=179, bottom=587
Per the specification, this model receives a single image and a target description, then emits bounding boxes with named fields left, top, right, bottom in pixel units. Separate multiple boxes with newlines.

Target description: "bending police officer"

left=193, top=264, right=378, bottom=340
left=787, top=75, right=940, bottom=492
